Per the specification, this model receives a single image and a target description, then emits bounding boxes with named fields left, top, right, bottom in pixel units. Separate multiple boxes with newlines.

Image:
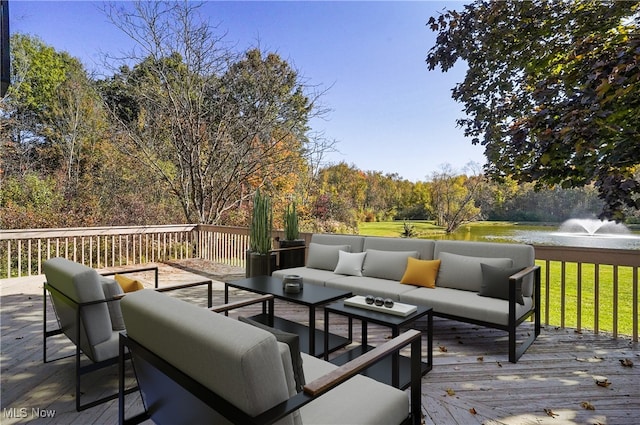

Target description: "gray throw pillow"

left=100, top=277, right=125, bottom=330
left=238, top=316, right=305, bottom=393
left=478, top=263, right=525, bottom=305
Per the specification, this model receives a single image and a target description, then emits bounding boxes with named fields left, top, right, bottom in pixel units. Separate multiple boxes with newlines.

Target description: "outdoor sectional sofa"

left=272, top=234, right=541, bottom=363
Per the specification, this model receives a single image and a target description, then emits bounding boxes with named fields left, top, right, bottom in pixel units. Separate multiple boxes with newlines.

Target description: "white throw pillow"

left=334, top=251, right=367, bottom=276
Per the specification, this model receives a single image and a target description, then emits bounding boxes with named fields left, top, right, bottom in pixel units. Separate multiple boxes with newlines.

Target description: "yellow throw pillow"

left=114, top=273, right=145, bottom=293
left=400, top=257, right=441, bottom=288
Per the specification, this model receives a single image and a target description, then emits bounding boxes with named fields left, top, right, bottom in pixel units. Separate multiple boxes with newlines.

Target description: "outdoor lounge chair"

left=119, top=290, right=422, bottom=425
left=42, top=257, right=213, bottom=411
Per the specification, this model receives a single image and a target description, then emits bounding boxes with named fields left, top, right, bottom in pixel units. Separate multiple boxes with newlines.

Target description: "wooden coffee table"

left=323, top=299, right=432, bottom=389
left=225, top=276, right=352, bottom=357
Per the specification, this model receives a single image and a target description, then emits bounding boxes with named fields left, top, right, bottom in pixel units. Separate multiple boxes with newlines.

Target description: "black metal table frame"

left=323, top=301, right=433, bottom=389
left=224, top=276, right=352, bottom=357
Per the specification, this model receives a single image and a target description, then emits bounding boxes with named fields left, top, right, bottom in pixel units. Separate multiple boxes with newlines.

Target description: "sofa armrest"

left=509, top=265, right=539, bottom=282
left=253, top=329, right=423, bottom=425
left=508, top=265, right=541, bottom=303
left=508, top=264, right=541, bottom=312
left=508, top=264, right=541, bottom=362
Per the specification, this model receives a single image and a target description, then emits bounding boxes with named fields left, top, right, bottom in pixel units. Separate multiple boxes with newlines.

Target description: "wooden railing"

left=0, top=225, right=637, bottom=341
left=195, top=225, right=313, bottom=267
left=0, top=225, right=198, bottom=276
left=534, top=245, right=639, bottom=342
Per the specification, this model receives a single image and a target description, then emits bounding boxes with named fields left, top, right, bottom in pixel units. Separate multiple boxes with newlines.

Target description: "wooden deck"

left=1, top=260, right=638, bottom=424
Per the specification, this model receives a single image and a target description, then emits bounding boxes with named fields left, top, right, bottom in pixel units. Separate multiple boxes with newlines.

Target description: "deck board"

left=1, top=261, right=638, bottom=425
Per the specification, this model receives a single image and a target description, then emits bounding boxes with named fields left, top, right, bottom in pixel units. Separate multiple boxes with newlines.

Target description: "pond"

left=433, top=221, right=640, bottom=250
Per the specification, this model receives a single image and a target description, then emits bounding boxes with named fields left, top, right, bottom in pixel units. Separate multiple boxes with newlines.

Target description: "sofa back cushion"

left=435, top=241, right=535, bottom=295
left=362, top=249, right=419, bottom=281
left=306, top=243, right=351, bottom=271
left=43, top=257, right=113, bottom=361
left=310, top=234, right=365, bottom=253
left=239, top=316, right=306, bottom=393
left=437, top=252, right=513, bottom=292
left=121, top=290, right=296, bottom=424
left=362, top=237, right=435, bottom=260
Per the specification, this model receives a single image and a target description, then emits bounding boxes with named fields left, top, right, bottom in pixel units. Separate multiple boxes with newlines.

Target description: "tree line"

left=1, top=1, right=638, bottom=234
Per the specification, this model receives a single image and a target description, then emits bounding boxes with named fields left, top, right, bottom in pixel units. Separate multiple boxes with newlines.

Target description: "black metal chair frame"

left=43, top=265, right=213, bottom=411
left=119, top=294, right=422, bottom=425
left=434, top=265, right=541, bottom=363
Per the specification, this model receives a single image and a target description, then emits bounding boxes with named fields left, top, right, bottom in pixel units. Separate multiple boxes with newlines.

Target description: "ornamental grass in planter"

left=246, top=189, right=276, bottom=277
left=279, top=201, right=306, bottom=269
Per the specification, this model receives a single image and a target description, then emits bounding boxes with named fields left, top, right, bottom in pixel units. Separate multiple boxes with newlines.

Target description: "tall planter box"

left=278, top=240, right=306, bottom=270
left=246, top=251, right=277, bottom=277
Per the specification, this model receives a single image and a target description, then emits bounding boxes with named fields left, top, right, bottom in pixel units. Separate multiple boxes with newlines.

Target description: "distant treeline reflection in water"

left=429, top=221, right=640, bottom=250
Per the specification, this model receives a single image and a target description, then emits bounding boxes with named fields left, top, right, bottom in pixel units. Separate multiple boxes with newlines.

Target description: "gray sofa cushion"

left=435, top=240, right=535, bottom=295
left=306, top=243, right=351, bottom=271
left=362, top=249, right=419, bottom=281
left=437, top=252, right=513, bottom=292
left=300, top=353, right=409, bottom=425
left=325, top=275, right=416, bottom=301
left=239, top=316, right=306, bottom=393
left=362, top=236, right=435, bottom=260
left=100, top=277, right=125, bottom=330
left=310, top=234, right=365, bottom=253
left=400, top=286, right=533, bottom=326
left=43, top=257, right=115, bottom=362
left=479, top=263, right=525, bottom=304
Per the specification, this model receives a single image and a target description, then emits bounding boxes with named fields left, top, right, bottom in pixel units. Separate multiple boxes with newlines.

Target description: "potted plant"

left=278, top=201, right=306, bottom=269
left=246, top=188, right=276, bottom=277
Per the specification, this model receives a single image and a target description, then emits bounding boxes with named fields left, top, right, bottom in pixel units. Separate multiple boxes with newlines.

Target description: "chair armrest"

left=155, top=279, right=213, bottom=308
left=210, top=294, right=274, bottom=313
left=101, top=266, right=159, bottom=287
left=52, top=279, right=214, bottom=307
left=508, top=265, right=541, bottom=303
left=253, top=329, right=423, bottom=425
left=303, top=329, right=421, bottom=396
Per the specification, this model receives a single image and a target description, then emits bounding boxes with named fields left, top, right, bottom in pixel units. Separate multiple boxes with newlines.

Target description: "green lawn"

left=358, top=220, right=447, bottom=238
left=538, top=261, right=635, bottom=336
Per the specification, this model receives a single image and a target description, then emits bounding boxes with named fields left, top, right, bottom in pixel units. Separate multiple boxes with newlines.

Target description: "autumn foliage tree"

left=100, top=1, right=325, bottom=224
left=428, top=164, right=484, bottom=233
left=426, top=0, right=640, bottom=220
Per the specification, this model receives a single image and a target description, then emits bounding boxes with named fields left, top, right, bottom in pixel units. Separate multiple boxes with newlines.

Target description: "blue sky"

left=10, top=0, right=484, bottom=182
